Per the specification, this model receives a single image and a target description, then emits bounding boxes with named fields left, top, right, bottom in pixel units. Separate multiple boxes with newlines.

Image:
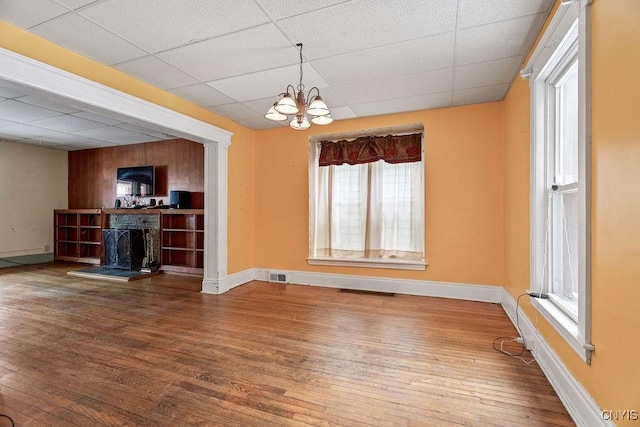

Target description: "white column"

left=201, top=140, right=229, bottom=294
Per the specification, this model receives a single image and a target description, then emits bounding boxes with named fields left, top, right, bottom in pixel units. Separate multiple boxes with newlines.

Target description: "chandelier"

left=264, top=43, right=333, bottom=130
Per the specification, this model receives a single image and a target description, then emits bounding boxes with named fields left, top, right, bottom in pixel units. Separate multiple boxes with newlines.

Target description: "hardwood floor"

left=0, top=263, right=574, bottom=426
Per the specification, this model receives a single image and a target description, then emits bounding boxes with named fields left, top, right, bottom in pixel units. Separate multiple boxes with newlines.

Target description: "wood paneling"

left=0, top=263, right=575, bottom=426
left=68, top=139, right=204, bottom=209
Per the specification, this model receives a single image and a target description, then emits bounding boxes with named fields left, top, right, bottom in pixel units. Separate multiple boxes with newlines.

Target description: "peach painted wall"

left=502, top=0, right=640, bottom=419
left=254, top=104, right=504, bottom=286
left=0, top=21, right=256, bottom=275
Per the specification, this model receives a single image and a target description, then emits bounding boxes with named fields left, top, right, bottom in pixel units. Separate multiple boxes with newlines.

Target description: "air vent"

left=339, top=289, right=396, bottom=297
left=268, top=272, right=288, bottom=283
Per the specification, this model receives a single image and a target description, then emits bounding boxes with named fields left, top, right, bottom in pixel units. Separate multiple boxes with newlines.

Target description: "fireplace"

left=102, top=229, right=146, bottom=270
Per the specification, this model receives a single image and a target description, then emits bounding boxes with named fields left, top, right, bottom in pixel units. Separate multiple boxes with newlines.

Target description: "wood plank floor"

left=0, top=263, right=574, bottom=426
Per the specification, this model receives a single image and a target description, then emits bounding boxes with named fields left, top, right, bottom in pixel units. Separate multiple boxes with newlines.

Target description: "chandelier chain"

left=297, top=43, right=304, bottom=91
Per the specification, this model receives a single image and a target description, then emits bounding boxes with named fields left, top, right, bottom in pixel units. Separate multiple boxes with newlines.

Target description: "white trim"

left=500, top=289, right=610, bottom=427
left=307, top=257, right=427, bottom=271
left=521, top=0, right=588, bottom=83
left=0, top=48, right=232, bottom=147
left=228, top=268, right=502, bottom=302
left=217, top=268, right=256, bottom=294
left=526, top=0, right=593, bottom=363
left=201, top=142, right=229, bottom=294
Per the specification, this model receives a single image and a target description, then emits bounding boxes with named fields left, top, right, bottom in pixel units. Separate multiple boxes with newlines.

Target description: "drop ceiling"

left=0, top=0, right=553, bottom=151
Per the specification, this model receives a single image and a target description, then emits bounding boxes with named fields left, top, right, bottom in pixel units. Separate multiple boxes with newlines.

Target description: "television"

left=116, top=165, right=155, bottom=197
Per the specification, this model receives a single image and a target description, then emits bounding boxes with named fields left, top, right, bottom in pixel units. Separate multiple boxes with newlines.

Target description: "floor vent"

left=268, top=272, right=288, bottom=283
left=339, top=289, right=396, bottom=297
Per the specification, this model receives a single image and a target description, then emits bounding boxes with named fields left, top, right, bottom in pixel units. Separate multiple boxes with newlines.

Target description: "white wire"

left=562, top=201, right=577, bottom=296
left=497, top=338, right=536, bottom=365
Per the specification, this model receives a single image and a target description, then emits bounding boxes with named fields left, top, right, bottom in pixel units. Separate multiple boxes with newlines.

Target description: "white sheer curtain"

left=312, top=160, right=424, bottom=260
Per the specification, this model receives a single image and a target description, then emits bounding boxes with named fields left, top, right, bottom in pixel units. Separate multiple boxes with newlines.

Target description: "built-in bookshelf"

left=53, top=208, right=204, bottom=275
left=54, top=209, right=102, bottom=265
left=159, top=210, right=204, bottom=275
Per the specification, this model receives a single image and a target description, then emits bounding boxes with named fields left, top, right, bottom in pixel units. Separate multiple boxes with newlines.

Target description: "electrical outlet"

left=42, top=244, right=50, bottom=252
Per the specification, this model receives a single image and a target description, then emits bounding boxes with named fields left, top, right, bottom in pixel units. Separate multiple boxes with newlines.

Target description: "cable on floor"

left=493, top=293, right=536, bottom=365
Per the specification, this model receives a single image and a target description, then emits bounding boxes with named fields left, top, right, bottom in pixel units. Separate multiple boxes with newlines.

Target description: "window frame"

left=307, top=125, right=426, bottom=271
left=523, top=0, right=593, bottom=363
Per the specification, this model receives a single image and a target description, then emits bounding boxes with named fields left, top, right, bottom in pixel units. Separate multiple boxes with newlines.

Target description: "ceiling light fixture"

left=264, top=43, right=333, bottom=130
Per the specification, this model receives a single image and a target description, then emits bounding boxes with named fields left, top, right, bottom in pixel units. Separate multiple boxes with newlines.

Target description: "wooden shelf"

left=54, top=208, right=204, bottom=275
left=160, top=210, right=204, bottom=275
left=54, top=209, right=102, bottom=265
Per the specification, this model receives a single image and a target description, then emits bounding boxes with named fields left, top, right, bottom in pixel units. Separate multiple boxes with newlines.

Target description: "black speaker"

left=102, top=229, right=145, bottom=270
left=169, top=191, right=191, bottom=209
left=114, top=199, right=121, bottom=208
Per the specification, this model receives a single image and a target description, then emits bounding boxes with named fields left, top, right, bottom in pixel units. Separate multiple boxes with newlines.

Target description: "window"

left=549, top=51, right=579, bottom=322
left=523, top=0, right=593, bottom=363
left=308, top=130, right=425, bottom=270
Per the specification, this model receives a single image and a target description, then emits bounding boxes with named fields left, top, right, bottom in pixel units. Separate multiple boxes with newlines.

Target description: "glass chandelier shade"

left=264, top=103, right=288, bottom=121
left=264, top=43, right=332, bottom=130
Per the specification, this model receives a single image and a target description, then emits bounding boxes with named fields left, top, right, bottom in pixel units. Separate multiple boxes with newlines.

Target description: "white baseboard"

left=500, top=289, right=610, bottom=427
left=215, top=267, right=502, bottom=302
left=218, top=269, right=256, bottom=294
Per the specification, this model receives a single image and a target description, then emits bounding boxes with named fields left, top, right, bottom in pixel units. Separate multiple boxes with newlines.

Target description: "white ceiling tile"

left=72, top=111, right=124, bottom=125
left=0, top=123, right=61, bottom=138
left=208, top=103, right=263, bottom=122
left=207, top=63, right=329, bottom=102
left=54, top=0, right=99, bottom=10
left=108, top=135, right=161, bottom=145
left=0, top=118, right=19, bottom=128
left=169, top=84, right=236, bottom=107
left=0, top=85, right=24, bottom=99
left=115, top=56, right=198, bottom=90
left=14, top=95, right=82, bottom=113
left=0, top=100, right=62, bottom=122
left=258, top=0, right=350, bottom=20
left=455, top=56, right=523, bottom=90
left=453, top=84, right=511, bottom=105
left=241, top=97, right=278, bottom=116
left=457, top=0, right=553, bottom=29
left=115, top=123, right=160, bottom=134
left=73, top=126, right=141, bottom=140
left=158, top=24, right=298, bottom=82
left=79, top=0, right=270, bottom=53
left=29, top=114, right=104, bottom=132
left=0, top=0, right=69, bottom=28
left=276, top=0, right=457, bottom=59
left=335, top=68, right=453, bottom=105
left=327, top=106, right=357, bottom=120
left=31, top=14, right=148, bottom=65
left=349, top=91, right=452, bottom=117
left=37, top=132, right=102, bottom=144
left=312, top=33, right=455, bottom=87
left=313, top=87, right=345, bottom=108
left=456, top=15, right=545, bottom=65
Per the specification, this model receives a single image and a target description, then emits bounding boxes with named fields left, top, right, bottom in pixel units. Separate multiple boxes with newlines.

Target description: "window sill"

left=307, top=257, right=427, bottom=271
left=531, top=297, right=594, bottom=364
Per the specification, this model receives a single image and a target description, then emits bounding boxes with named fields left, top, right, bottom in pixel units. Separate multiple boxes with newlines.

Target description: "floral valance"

left=318, top=133, right=422, bottom=166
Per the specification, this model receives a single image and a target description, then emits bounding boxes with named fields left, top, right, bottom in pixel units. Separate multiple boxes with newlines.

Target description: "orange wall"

left=503, top=0, right=640, bottom=419
left=254, top=104, right=504, bottom=286
left=0, top=21, right=256, bottom=274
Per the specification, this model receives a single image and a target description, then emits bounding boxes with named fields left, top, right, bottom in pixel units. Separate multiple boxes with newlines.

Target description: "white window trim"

left=307, top=124, right=426, bottom=271
left=523, top=0, right=593, bottom=363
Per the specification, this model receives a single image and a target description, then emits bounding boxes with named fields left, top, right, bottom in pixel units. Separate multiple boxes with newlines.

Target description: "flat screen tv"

left=116, top=165, right=155, bottom=197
